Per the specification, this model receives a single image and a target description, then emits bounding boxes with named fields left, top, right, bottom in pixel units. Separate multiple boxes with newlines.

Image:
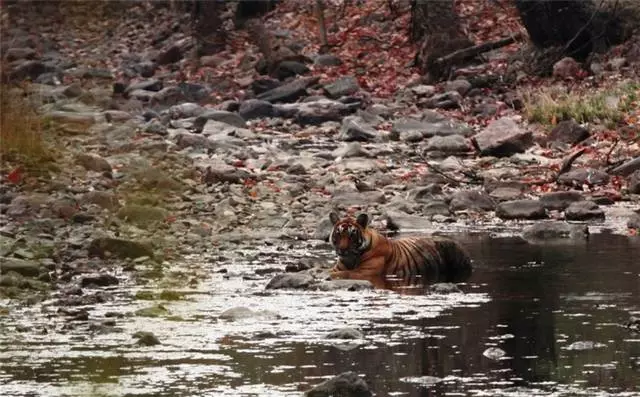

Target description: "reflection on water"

left=0, top=233, right=639, bottom=397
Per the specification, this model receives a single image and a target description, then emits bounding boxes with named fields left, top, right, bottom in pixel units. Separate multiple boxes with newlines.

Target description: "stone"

left=134, top=331, right=161, bottom=346
left=610, top=156, right=640, bottom=177
left=117, top=205, right=168, bottom=229
left=391, top=117, right=473, bottom=142
left=552, top=57, right=582, bottom=79
left=338, top=115, right=378, bottom=142
left=540, top=191, right=584, bottom=210
left=87, top=237, right=154, bottom=259
left=449, top=190, right=496, bottom=212
left=444, top=79, right=472, bottom=96
left=219, top=306, right=257, bottom=320
left=522, top=222, right=589, bottom=240
left=275, top=99, right=357, bottom=126
left=305, top=371, right=372, bottom=397
left=257, top=76, right=320, bottom=103
left=0, top=257, right=41, bottom=277
left=238, top=99, right=274, bottom=120
left=627, top=213, right=640, bottom=230
left=81, top=274, right=119, bottom=287
left=251, top=77, right=281, bottom=95
left=627, top=170, right=640, bottom=194
left=265, top=273, right=315, bottom=289
left=332, top=142, right=372, bottom=159
left=473, top=117, right=532, bottom=157
left=314, top=54, right=343, bottom=66
left=313, top=218, right=334, bottom=241
left=548, top=119, right=590, bottom=146
left=75, top=153, right=112, bottom=173
left=168, top=102, right=204, bottom=119
left=315, top=279, right=374, bottom=292
left=384, top=210, right=432, bottom=231
left=194, top=110, right=246, bottom=130
left=323, top=76, right=360, bottom=99
left=332, top=191, right=386, bottom=207
left=483, top=347, right=507, bottom=360
left=496, top=200, right=547, bottom=220
left=425, top=91, right=463, bottom=109
left=272, top=60, right=310, bottom=80
left=423, top=135, right=470, bottom=155
left=557, top=168, right=610, bottom=187
left=125, top=79, right=163, bottom=94
left=410, top=84, right=436, bottom=97
left=564, top=201, right=605, bottom=221
left=327, top=328, right=364, bottom=339
left=489, top=187, right=523, bottom=202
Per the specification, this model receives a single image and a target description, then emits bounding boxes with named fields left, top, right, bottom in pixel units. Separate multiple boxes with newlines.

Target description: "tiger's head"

left=329, top=211, right=371, bottom=270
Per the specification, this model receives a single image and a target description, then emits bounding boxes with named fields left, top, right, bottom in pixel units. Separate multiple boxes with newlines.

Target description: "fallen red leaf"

left=7, top=167, right=23, bottom=184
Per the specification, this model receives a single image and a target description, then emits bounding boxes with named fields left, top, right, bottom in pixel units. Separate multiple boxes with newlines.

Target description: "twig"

left=555, top=147, right=587, bottom=181
left=605, top=139, right=619, bottom=166
left=419, top=153, right=483, bottom=185
left=433, top=32, right=524, bottom=67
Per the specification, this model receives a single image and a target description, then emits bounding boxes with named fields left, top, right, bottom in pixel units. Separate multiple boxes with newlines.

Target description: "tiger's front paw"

left=329, top=269, right=351, bottom=280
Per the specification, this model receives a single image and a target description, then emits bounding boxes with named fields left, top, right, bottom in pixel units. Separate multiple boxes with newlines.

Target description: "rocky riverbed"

left=1, top=1, right=640, bottom=396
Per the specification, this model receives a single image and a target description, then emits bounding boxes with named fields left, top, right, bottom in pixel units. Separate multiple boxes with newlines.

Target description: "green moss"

left=158, top=290, right=186, bottom=301
left=134, top=291, right=155, bottom=300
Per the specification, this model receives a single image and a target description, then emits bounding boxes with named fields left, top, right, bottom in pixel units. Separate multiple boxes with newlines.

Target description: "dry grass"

left=0, top=85, right=55, bottom=169
left=522, top=82, right=640, bottom=128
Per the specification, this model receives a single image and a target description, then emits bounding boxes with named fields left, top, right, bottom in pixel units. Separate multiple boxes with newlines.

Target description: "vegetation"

left=0, top=85, right=55, bottom=170
left=522, top=82, right=640, bottom=128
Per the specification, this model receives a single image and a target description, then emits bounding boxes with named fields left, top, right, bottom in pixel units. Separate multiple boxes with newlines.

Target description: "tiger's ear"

left=329, top=211, right=340, bottom=225
left=356, top=213, right=369, bottom=228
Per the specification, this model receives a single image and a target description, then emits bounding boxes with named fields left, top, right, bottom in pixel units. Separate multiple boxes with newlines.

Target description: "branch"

left=555, top=147, right=587, bottom=181
left=433, top=32, right=524, bottom=67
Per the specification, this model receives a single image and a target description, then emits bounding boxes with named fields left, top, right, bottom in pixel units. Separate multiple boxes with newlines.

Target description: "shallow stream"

left=1, top=233, right=639, bottom=396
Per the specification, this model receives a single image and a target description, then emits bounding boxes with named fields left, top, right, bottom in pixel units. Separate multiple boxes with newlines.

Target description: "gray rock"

left=326, top=327, right=364, bottom=339
left=628, top=170, right=640, bottom=194
left=134, top=331, right=161, bottom=346
left=314, top=279, right=374, bottom=291
left=10, top=60, right=57, bottom=81
left=257, top=76, right=320, bottom=103
left=193, top=110, right=246, bottom=130
left=76, top=153, right=112, bottom=173
left=125, top=79, right=163, bottom=94
left=489, top=187, right=523, bottom=202
left=522, top=222, right=589, bottom=240
left=429, top=283, right=462, bottom=294
left=425, top=91, right=463, bottom=109
left=168, top=102, right=204, bottom=119
left=175, top=133, right=219, bottom=150
left=323, top=76, right=360, bottom=99
left=496, top=200, right=547, bottom=220
left=540, top=191, right=584, bottom=210
left=0, top=257, right=41, bottom=277
left=314, top=54, right=343, bottom=66
left=332, top=191, right=386, bottom=207
left=473, top=117, right=532, bottom=157
left=5, top=47, right=37, bottom=62
left=564, top=201, right=605, bottom=221
left=117, top=205, right=168, bottom=229
left=449, top=190, right=496, bottom=212
left=265, top=273, right=315, bottom=289
left=422, top=201, right=451, bottom=217
left=313, top=218, right=334, bottom=241
left=305, top=371, right=372, bottom=397
left=384, top=210, right=431, bottom=231
left=219, top=307, right=257, bottom=320
left=238, top=99, right=274, bottom=120
left=423, top=135, right=470, bottom=155
left=144, top=120, right=168, bottom=136
left=149, top=86, right=185, bottom=107
left=410, top=84, right=436, bottom=97
left=201, top=120, right=254, bottom=143
left=81, top=273, right=119, bottom=287
left=202, top=166, right=254, bottom=184
left=272, top=60, right=310, bottom=80
left=338, top=115, right=378, bottom=142
left=565, top=341, right=606, bottom=351
left=276, top=99, right=357, bottom=126
left=87, top=238, right=154, bottom=259
left=483, top=347, right=506, bottom=360
left=610, top=156, right=640, bottom=177
left=628, top=213, right=640, bottom=230
left=557, top=168, right=610, bottom=187
left=445, top=79, right=472, bottom=96
left=391, top=118, right=473, bottom=142
left=548, top=119, right=590, bottom=146
left=332, top=142, right=371, bottom=159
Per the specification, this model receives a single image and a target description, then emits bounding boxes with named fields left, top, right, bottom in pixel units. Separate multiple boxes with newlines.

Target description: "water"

left=1, top=233, right=639, bottom=397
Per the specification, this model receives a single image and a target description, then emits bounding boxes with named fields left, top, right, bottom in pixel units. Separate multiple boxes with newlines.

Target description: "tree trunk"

left=192, top=0, right=225, bottom=57
left=514, top=0, right=626, bottom=61
left=411, top=0, right=474, bottom=82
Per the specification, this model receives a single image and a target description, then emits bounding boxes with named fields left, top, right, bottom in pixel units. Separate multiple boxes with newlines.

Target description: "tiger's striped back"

left=385, top=235, right=472, bottom=282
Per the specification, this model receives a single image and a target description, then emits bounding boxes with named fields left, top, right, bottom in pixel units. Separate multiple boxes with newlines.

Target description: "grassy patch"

left=522, top=82, right=640, bottom=128
left=0, top=86, right=56, bottom=171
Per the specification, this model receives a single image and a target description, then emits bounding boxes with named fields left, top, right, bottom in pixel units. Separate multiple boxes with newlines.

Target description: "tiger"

left=328, top=211, right=472, bottom=283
